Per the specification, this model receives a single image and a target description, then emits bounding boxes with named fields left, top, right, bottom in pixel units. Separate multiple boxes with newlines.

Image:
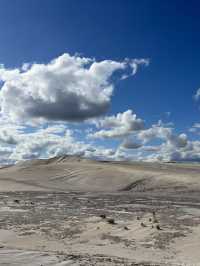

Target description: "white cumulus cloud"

left=90, top=110, right=144, bottom=139
left=0, top=53, right=149, bottom=123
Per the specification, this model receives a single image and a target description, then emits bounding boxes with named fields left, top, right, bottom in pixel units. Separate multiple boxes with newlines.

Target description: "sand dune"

left=1, top=156, right=200, bottom=265
left=0, top=156, right=200, bottom=192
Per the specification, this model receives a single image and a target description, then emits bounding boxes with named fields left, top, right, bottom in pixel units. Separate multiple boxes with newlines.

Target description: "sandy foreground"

left=0, top=157, right=200, bottom=265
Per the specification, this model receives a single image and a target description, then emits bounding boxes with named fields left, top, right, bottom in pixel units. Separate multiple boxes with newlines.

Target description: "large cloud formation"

left=0, top=121, right=117, bottom=164
left=1, top=52, right=200, bottom=164
left=119, top=122, right=200, bottom=162
left=0, top=53, right=149, bottom=123
left=88, top=109, right=200, bottom=162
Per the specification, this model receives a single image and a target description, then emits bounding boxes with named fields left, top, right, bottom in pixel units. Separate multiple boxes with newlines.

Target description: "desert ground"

left=0, top=156, right=200, bottom=265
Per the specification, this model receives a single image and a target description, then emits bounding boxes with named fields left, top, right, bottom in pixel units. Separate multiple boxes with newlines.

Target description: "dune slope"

left=0, top=156, right=200, bottom=192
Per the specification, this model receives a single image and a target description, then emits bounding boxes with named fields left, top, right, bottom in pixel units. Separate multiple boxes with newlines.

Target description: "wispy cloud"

left=194, top=88, right=200, bottom=101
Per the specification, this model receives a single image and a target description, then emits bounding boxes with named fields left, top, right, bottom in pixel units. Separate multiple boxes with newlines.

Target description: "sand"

left=0, top=156, right=200, bottom=265
left=1, top=156, right=200, bottom=193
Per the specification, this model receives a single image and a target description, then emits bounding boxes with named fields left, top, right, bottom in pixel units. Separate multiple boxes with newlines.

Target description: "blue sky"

left=0, top=0, right=200, bottom=163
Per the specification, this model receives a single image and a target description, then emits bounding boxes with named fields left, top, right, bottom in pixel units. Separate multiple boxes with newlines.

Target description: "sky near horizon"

left=0, top=0, right=200, bottom=163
